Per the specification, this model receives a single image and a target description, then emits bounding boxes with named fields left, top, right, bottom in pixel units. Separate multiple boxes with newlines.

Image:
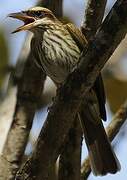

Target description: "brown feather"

left=15, top=7, right=120, bottom=175
left=64, top=23, right=120, bottom=175
left=65, top=23, right=88, bottom=50
left=65, top=23, right=106, bottom=122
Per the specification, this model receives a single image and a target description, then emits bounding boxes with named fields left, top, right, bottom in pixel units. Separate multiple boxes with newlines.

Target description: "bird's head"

left=8, top=7, right=58, bottom=33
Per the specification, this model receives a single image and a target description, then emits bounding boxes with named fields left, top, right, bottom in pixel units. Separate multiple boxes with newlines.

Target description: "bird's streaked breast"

left=34, top=25, right=81, bottom=84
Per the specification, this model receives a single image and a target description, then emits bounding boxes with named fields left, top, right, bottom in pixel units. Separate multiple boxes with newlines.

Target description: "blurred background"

left=0, top=0, right=127, bottom=179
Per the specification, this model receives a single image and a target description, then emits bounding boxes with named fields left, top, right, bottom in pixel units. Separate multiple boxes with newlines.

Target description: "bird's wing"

left=65, top=23, right=106, bottom=121
left=94, top=75, right=106, bottom=121
left=64, top=23, right=88, bottom=50
left=65, top=24, right=119, bottom=175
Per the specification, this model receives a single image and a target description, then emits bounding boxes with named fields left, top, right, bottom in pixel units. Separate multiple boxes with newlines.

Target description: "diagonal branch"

left=79, top=2, right=107, bottom=179
left=81, top=0, right=107, bottom=40
left=58, top=1, right=108, bottom=179
left=0, top=53, right=46, bottom=180
left=0, top=1, right=62, bottom=180
left=81, top=100, right=127, bottom=179
left=16, top=0, right=127, bottom=179
left=58, top=116, right=82, bottom=180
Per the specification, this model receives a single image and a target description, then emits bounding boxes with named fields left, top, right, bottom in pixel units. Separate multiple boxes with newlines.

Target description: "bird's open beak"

left=8, top=12, right=35, bottom=33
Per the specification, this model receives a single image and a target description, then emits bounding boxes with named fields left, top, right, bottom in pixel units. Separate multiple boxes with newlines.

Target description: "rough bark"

left=51, top=1, right=83, bottom=179
left=58, top=1, right=108, bottom=179
left=0, top=1, right=62, bottom=180
left=81, top=0, right=107, bottom=40
left=0, top=87, right=17, bottom=153
left=79, top=2, right=107, bottom=179
left=15, top=0, right=127, bottom=179
left=0, top=53, right=46, bottom=180
left=81, top=100, right=127, bottom=179
left=58, top=117, right=82, bottom=180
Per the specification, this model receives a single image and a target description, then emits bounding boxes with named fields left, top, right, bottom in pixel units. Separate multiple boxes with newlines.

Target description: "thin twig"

left=81, top=100, right=127, bottom=179
left=15, top=0, right=127, bottom=179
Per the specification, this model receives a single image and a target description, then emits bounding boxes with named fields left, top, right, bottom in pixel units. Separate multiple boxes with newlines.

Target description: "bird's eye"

left=34, top=11, right=43, bottom=18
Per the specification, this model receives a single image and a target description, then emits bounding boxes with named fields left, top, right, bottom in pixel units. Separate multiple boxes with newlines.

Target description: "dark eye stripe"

left=33, top=11, right=45, bottom=18
left=26, top=10, right=45, bottom=18
left=35, top=11, right=42, bottom=17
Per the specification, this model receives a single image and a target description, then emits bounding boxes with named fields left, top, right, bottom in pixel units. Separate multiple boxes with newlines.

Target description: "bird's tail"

left=79, top=92, right=120, bottom=175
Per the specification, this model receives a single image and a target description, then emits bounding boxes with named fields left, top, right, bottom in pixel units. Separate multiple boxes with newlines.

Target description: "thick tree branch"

left=81, top=100, right=127, bottom=179
left=58, top=117, right=82, bottom=180
left=58, top=1, right=108, bottom=179
left=0, top=53, right=46, bottom=180
left=0, top=87, right=17, bottom=153
left=51, top=1, right=84, bottom=179
left=81, top=0, right=107, bottom=40
left=16, top=0, right=127, bottom=179
left=0, top=1, right=62, bottom=180
left=80, top=2, right=107, bottom=179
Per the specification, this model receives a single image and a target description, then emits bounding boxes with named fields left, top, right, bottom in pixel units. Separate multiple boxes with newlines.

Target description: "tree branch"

left=0, top=53, right=46, bottom=180
left=81, top=100, right=127, bottom=179
left=16, top=0, right=127, bottom=179
left=80, top=2, right=107, bottom=179
left=58, top=116, right=82, bottom=180
left=0, top=87, right=17, bottom=153
left=81, top=0, right=107, bottom=40
left=79, top=1, right=107, bottom=178
left=58, top=1, right=108, bottom=179
left=0, top=1, right=63, bottom=179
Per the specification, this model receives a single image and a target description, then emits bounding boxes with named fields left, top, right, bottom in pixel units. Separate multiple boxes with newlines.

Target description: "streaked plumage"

left=9, top=7, right=120, bottom=175
left=32, top=23, right=82, bottom=84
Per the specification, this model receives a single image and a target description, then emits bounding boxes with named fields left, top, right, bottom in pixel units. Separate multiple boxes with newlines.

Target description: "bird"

left=8, top=6, right=120, bottom=176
